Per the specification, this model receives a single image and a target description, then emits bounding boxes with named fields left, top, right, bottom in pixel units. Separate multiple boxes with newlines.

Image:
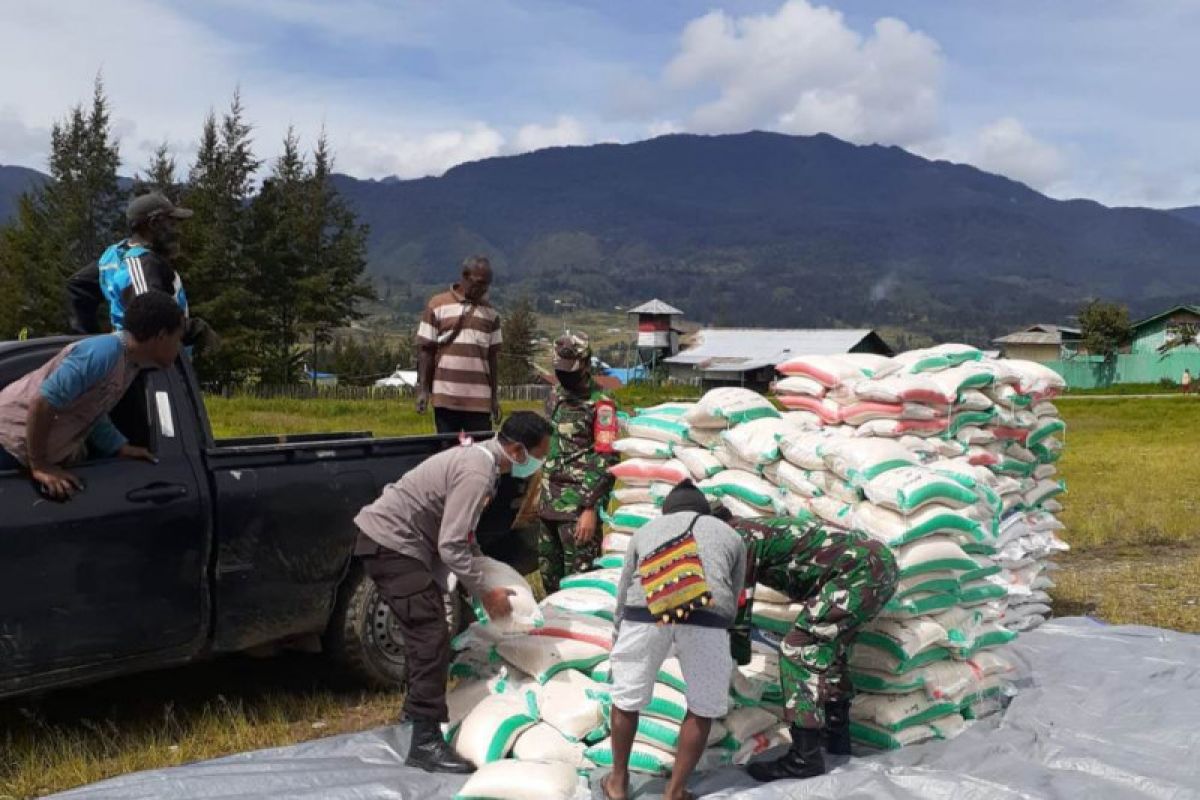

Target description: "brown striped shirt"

left=417, top=285, right=503, bottom=413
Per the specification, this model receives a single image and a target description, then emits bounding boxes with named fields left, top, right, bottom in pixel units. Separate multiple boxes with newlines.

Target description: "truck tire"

left=324, top=563, right=464, bottom=690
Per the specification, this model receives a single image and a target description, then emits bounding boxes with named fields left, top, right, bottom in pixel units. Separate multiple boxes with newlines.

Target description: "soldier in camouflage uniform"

left=729, top=514, right=898, bottom=782
left=537, top=332, right=619, bottom=594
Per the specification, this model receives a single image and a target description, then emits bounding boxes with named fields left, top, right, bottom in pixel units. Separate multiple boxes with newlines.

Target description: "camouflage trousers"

left=538, top=518, right=601, bottom=596
left=770, top=537, right=898, bottom=730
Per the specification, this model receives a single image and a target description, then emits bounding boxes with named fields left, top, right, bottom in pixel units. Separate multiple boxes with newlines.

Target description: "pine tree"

left=133, top=141, right=179, bottom=200
left=246, top=128, right=374, bottom=383
left=499, top=296, right=539, bottom=385
left=180, top=91, right=262, bottom=385
left=0, top=75, right=121, bottom=337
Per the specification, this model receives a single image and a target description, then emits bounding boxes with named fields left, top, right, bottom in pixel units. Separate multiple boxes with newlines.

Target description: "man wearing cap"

left=537, top=331, right=620, bottom=594
left=68, top=192, right=215, bottom=352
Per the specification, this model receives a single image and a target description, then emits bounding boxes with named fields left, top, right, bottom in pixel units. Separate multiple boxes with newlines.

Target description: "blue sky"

left=2, top=0, right=1198, bottom=207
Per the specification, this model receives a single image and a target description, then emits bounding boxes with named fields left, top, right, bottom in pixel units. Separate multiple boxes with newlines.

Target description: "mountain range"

left=5, top=131, right=1200, bottom=341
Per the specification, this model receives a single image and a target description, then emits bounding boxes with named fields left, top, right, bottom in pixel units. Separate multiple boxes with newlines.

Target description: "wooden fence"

left=213, top=383, right=552, bottom=403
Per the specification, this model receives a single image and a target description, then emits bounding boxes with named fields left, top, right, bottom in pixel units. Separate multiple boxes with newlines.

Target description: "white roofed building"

left=665, top=328, right=893, bottom=390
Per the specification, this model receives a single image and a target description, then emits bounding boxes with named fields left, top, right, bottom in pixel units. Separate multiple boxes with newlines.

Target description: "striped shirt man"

left=417, top=285, right=503, bottom=417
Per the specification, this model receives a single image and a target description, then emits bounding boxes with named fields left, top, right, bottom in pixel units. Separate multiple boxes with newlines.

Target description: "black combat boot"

left=406, top=716, right=474, bottom=774
left=823, top=699, right=853, bottom=755
left=746, top=725, right=826, bottom=782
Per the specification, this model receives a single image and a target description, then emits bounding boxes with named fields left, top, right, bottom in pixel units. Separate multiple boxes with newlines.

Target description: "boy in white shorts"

left=602, top=481, right=746, bottom=800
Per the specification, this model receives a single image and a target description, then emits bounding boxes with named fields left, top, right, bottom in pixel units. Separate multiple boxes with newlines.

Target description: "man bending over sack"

left=353, top=411, right=553, bottom=774
left=603, top=481, right=745, bottom=800
left=729, top=515, right=898, bottom=781
left=537, top=331, right=619, bottom=593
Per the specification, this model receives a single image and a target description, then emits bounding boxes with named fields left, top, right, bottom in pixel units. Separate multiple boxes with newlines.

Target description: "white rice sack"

left=686, top=426, right=724, bottom=447
left=838, top=401, right=945, bottom=426
left=534, top=607, right=616, bottom=649
left=626, top=414, right=691, bottom=445
left=753, top=583, right=795, bottom=604
left=613, top=437, right=674, bottom=459
left=447, top=677, right=497, bottom=729
left=855, top=374, right=955, bottom=406
left=452, top=758, right=580, bottom=800
left=877, top=344, right=983, bottom=377
left=895, top=536, right=979, bottom=577
left=762, top=461, right=824, bottom=498
left=454, top=692, right=540, bottom=765
left=496, top=636, right=610, bottom=683
left=512, top=723, right=588, bottom=769
left=675, top=446, right=725, bottom=480
left=776, top=394, right=843, bottom=424
left=636, top=402, right=695, bottom=418
left=585, top=740, right=675, bottom=776
left=560, top=568, right=622, bottom=597
left=862, top=466, right=980, bottom=513
left=818, top=438, right=918, bottom=484
left=776, top=355, right=866, bottom=386
left=601, top=532, right=631, bottom=555
left=721, top=417, right=795, bottom=466
left=857, top=617, right=950, bottom=662
left=474, top=557, right=544, bottom=634
left=699, top=470, right=784, bottom=512
left=539, top=670, right=608, bottom=741
left=773, top=375, right=827, bottom=397
left=732, top=725, right=792, bottom=766
left=605, top=503, right=662, bottom=533
left=841, top=353, right=894, bottom=375
left=780, top=493, right=815, bottom=518
left=852, top=714, right=966, bottom=751
left=722, top=706, right=780, bottom=742
left=956, top=389, right=994, bottom=412
left=609, top=458, right=690, bottom=486
left=1025, top=478, right=1066, bottom=507
left=955, top=426, right=996, bottom=445
left=1006, top=359, right=1067, bottom=398
left=720, top=495, right=766, bottom=519
left=685, top=387, right=780, bottom=429
left=1032, top=400, right=1060, bottom=418
left=612, top=485, right=654, bottom=505
left=854, top=418, right=948, bottom=438
left=542, top=588, right=617, bottom=622
left=778, top=429, right=841, bottom=470
left=634, top=718, right=728, bottom=754
left=853, top=502, right=986, bottom=547
left=780, top=410, right=825, bottom=429
left=810, top=495, right=854, bottom=528
left=822, top=475, right=862, bottom=504
left=713, top=441, right=765, bottom=473
left=851, top=690, right=960, bottom=732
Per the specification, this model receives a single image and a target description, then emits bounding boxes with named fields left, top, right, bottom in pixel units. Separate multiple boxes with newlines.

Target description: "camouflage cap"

left=553, top=331, right=591, bottom=372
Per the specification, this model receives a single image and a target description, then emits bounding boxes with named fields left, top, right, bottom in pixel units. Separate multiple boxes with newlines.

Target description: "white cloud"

left=0, top=107, right=48, bottom=168
left=648, top=120, right=681, bottom=138
left=664, top=1, right=943, bottom=146
left=922, top=117, right=1068, bottom=192
left=338, top=123, right=505, bottom=179
left=511, top=116, right=589, bottom=153
left=969, top=117, right=1067, bottom=189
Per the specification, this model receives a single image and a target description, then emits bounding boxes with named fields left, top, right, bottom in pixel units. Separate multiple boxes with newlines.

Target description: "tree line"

left=0, top=78, right=372, bottom=387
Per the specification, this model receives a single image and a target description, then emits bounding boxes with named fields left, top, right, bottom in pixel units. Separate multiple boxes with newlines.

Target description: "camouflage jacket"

left=538, top=382, right=619, bottom=521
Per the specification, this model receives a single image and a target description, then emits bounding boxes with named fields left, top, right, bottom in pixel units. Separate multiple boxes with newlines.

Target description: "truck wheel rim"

left=370, top=599, right=407, bottom=665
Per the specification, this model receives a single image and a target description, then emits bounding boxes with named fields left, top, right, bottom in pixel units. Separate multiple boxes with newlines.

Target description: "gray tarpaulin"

left=48, top=618, right=1200, bottom=800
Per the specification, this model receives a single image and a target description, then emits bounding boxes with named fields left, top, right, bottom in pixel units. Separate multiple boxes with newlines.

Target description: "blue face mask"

left=510, top=445, right=544, bottom=478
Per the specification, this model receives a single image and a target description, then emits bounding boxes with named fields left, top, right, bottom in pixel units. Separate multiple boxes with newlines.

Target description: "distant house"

left=1129, top=305, right=1200, bottom=354
left=375, top=368, right=419, bottom=389
left=665, top=328, right=893, bottom=391
left=992, top=324, right=1082, bottom=363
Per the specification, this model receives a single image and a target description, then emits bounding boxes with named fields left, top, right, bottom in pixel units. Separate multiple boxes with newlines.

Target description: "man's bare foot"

left=663, top=790, right=696, bottom=800
left=601, top=771, right=628, bottom=800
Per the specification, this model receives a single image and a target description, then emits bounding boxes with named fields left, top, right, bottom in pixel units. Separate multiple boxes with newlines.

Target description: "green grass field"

left=2, top=392, right=1197, bottom=798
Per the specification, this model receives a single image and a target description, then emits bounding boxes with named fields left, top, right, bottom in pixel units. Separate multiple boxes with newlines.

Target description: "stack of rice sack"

left=767, top=345, right=1070, bottom=747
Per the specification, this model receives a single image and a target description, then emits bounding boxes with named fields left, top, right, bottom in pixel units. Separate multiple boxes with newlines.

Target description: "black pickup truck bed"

left=0, top=337, right=529, bottom=699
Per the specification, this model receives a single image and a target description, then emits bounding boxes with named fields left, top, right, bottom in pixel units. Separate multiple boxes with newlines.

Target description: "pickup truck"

left=0, top=336, right=536, bottom=700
